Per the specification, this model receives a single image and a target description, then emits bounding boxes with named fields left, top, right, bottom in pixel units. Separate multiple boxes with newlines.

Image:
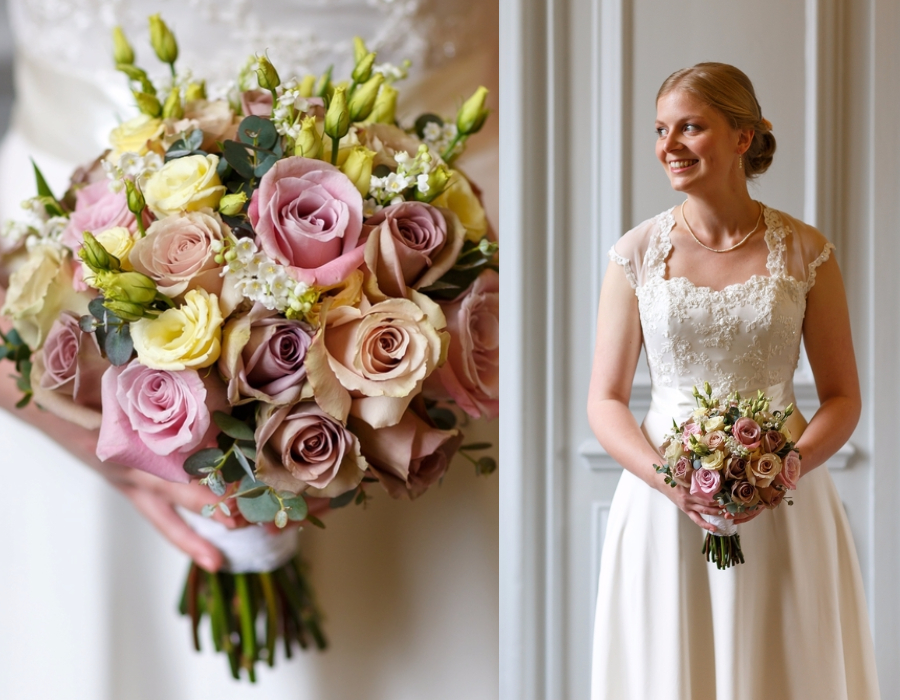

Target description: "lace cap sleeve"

left=778, top=212, right=836, bottom=292
left=607, top=215, right=658, bottom=290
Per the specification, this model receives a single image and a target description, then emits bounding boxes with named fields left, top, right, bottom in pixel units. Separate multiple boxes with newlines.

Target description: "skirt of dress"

left=591, top=405, right=880, bottom=700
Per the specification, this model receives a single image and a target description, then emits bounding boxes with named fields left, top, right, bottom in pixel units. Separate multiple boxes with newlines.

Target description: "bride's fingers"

left=125, top=468, right=239, bottom=528
left=119, top=485, right=224, bottom=572
left=686, top=509, right=717, bottom=532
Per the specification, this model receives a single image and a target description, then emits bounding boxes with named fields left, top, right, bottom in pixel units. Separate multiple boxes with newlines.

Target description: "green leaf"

left=414, top=113, right=443, bottom=139
left=372, top=164, right=392, bottom=178
left=223, top=140, right=255, bottom=179
left=186, top=129, right=204, bottom=151
left=329, top=489, right=357, bottom=509
left=78, top=315, right=96, bottom=333
left=236, top=477, right=280, bottom=523
left=305, top=514, right=326, bottom=529
left=218, top=501, right=232, bottom=517
left=238, top=116, right=278, bottom=149
left=184, top=448, right=225, bottom=477
left=233, top=443, right=256, bottom=481
left=89, top=297, right=108, bottom=320
left=254, top=152, right=279, bottom=178
left=31, top=158, right=55, bottom=199
left=237, top=442, right=257, bottom=461
left=476, top=456, right=496, bottom=475
left=202, top=504, right=216, bottom=517
left=233, top=485, right=269, bottom=499
left=213, top=411, right=256, bottom=441
left=104, top=324, right=134, bottom=366
left=206, top=471, right=227, bottom=497
left=460, top=442, right=492, bottom=451
left=218, top=451, right=244, bottom=483
left=426, top=406, right=456, bottom=430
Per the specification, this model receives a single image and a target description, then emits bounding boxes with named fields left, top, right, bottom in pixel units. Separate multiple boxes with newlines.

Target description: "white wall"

left=500, top=0, right=900, bottom=697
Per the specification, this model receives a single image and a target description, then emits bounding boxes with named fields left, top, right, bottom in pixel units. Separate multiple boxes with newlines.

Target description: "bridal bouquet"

left=0, top=16, right=498, bottom=680
left=653, top=383, right=800, bottom=569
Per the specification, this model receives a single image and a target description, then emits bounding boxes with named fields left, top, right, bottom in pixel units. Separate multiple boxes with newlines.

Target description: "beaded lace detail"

left=607, top=248, right=638, bottom=289
left=614, top=205, right=830, bottom=398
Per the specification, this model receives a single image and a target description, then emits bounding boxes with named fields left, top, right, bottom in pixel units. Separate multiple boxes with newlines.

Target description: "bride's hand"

left=658, top=480, right=722, bottom=532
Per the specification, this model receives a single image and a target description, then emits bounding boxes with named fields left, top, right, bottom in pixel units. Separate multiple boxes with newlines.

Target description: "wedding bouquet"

left=0, top=16, right=498, bottom=680
left=653, top=383, right=800, bottom=569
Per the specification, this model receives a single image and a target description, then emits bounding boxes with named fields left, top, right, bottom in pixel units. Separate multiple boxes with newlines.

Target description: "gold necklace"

left=681, top=200, right=764, bottom=253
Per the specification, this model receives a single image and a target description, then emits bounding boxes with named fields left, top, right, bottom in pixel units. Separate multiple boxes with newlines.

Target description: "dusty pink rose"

left=731, top=480, right=761, bottom=508
left=762, top=429, right=787, bottom=454
left=705, top=430, right=727, bottom=451
left=733, top=417, right=762, bottom=450
left=359, top=123, right=426, bottom=169
left=691, top=467, right=721, bottom=496
left=255, top=401, right=367, bottom=497
left=672, top=456, right=694, bottom=488
left=219, top=303, right=314, bottom=405
left=62, top=180, right=139, bottom=251
left=751, top=453, right=782, bottom=488
left=426, top=269, right=499, bottom=420
left=167, top=99, right=238, bottom=151
left=96, top=360, right=227, bottom=482
left=350, top=404, right=463, bottom=500
left=249, top=156, right=365, bottom=286
left=129, top=210, right=228, bottom=297
left=38, top=311, right=105, bottom=406
left=776, top=450, right=801, bottom=490
left=758, top=486, right=785, bottom=509
left=724, top=456, right=749, bottom=481
left=682, top=422, right=702, bottom=449
left=363, top=202, right=465, bottom=299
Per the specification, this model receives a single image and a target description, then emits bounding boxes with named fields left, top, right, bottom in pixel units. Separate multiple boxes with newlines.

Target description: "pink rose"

left=129, top=210, right=228, bottom=297
left=363, top=202, right=465, bottom=299
left=350, top=405, right=463, bottom=500
left=731, top=480, right=761, bottom=508
left=776, top=450, right=801, bottom=490
left=62, top=180, right=139, bottom=252
left=426, top=269, right=499, bottom=419
left=218, top=302, right=314, bottom=405
left=96, top=360, right=227, bottom=482
left=167, top=99, right=238, bottom=152
left=733, top=417, right=762, bottom=450
left=672, top=456, right=694, bottom=488
left=255, top=401, right=367, bottom=497
left=751, top=453, right=782, bottom=488
left=690, top=467, right=721, bottom=496
left=724, top=456, right=749, bottom=481
left=240, top=90, right=273, bottom=117
left=249, top=156, right=366, bottom=286
left=762, top=429, right=787, bottom=454
left=705, top=430, right=727, bottom=451
left=758, top=486, right=785, bottom=509
left=682, top=422, right=702, bottom=449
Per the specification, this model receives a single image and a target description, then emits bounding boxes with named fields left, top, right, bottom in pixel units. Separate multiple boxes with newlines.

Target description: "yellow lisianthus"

left=131, top=288, right=223, bottom=369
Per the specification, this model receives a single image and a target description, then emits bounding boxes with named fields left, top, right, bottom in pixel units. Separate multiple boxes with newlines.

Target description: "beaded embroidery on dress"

left=591, top=206, right=879, bottom=700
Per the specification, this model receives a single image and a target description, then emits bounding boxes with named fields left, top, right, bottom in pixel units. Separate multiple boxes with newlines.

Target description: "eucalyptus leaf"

left=461, top=442, right=492, bottom=451
left=238, top=116, right=278, bottom=149
left=104, top=324, right=134, bottom=366
left=219, top=451, right=246, bottom=483
left=202, top=504, right=216, bottom=517
left=89, top=297, right=108, bottom=320
left=218, top=501, right=232, bottom=517
left=186, top=129, right=204, bottom=151
left=213, top=411, right=256, bottom=441
left=237, top=484, right=280, bottom=523
left=207, top=471, right=227, bottom=497
left=223, top=140, right=255, bottom=179
left=233, top=485, right=269, bottom=499
left=414, top=113, right=443, bottom=139
left=233, top=444, right=256, bottom=481
left=254, top=152, right=279, bottom=178
left=79, top=315, right=96, bottom=333
left=237, top=443, right=257, bottom=461
left=305, top=514, right=326, bottom=529
left=282, top=495, right=308, bottom=521
left=329, top=490, right=357, bottom=509
left=426, top=406, right=456, bottom=430
left=183, top=448, right=226, bottom=477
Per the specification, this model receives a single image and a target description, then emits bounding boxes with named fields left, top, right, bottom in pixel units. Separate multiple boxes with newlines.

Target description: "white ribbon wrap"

left=702, top=512, right=738, bottom=537
left=179, top=509, right=299, bottom=573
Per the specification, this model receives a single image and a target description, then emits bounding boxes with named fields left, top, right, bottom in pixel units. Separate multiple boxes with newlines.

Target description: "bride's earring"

left=738, top=155, right=743, bottom=170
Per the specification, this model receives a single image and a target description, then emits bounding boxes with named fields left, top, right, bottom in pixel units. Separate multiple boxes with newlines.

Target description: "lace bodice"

left=609, top=206, right=834, bottom=401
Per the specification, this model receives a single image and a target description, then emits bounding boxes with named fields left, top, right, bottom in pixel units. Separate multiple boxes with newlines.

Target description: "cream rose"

left=700, top=450, right=724, bottom=471
left=751, top=453, right=783, bottom=488
left=664, top=437, right=685, bottom=467
left=705, top=430, right=727, bottom=451
left=430, top=170, right=489, bottom=243
left=306, top=291, right=447, bottom=428
left=109, top=114, right=165, bottom=160
left=142, top=154, right=226, bottom=217
left=1, top=245, right=90, bottom=349
left=131, top=288, right=223, bottom=369
left=129, top=210, right=227, bottom=297
left=704, top=416, right=725, bottom=432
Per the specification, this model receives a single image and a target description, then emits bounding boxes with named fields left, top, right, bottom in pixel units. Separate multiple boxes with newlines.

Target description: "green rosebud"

left=348, top=74, right=384, bottom=122
left=124, top=180, right=146, bottom=217
left=256, top=54, right=281, bottom=92
left=162, top=89, right=183, bottom=119
left=352, top=52, right=376, bottom=85
left=456, top=86, right=489, bottom=136
left=293, top=116, right=323, bottom=159
left=363, top=83, right=397, bottom=124
left=415, top=163, right=452, bottom=203
left=339, top=146, right=376, bottom=197
left=134, top=91, right=162, bottom=118
left=148, top=14, right=178, bottom=66
left=298, top=75, right=316, bottom=98
left=102, top=299, right=147, bottom=323
left=117, top=64, right=155, bottom=94
left=112, top=26, right=135, bottom=65
left=218, top=191, right=248, bottom=216
left=353, top=37, right=369, bottom=66
left=104, top=270, right=159, bottom=306
left=184, top=81, right=207, bottom=102
left=324, top=85, right=351, bottom=140
left=80, top=232, right=120, bottom=273
left=315, top=67, right=333, bottom=98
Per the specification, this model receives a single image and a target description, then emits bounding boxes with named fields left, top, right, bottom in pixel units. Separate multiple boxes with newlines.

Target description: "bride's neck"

left=682, top=188, right=759, bottom=242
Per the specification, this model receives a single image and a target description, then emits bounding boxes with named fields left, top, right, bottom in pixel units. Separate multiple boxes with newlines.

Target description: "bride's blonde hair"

left=657, top=62, right=776, bottom=179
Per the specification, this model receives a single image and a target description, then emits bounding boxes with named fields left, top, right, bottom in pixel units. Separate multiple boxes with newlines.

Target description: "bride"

left=588, top=63, right=879, bottom=699
left=0, top=2, right=498, bottom=698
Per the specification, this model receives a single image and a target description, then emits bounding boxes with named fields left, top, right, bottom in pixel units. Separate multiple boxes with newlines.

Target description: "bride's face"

left=654, top=89, right=749, bottom=193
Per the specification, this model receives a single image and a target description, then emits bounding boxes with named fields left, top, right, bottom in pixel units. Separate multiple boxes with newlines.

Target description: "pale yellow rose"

left=1, top=245, right=90, bottom=349
left=142, top=154, right=226, bottom=217
left=131, top=288, right=223, bottom=369
left=700, top=450, right=725, bottom=470
left=704, top=415, right=725, bottom=431
left=663, top=438, right=685, bottom=467
left=81, top=227, right=136, bottom=280
left=109, top=114, right=165, bottom=160
left=692, top=407, right=709, bottom=419
left=430, top=170, right=488, bottom=242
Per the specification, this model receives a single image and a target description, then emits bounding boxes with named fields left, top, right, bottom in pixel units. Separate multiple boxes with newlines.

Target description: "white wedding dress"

left=593, top=207, right=880, bottom=700
left=0, top=2, right=498, bottom=699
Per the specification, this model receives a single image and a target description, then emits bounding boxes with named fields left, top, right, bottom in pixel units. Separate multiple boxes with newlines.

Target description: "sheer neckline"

left=654, top=204, right=785, bottom=293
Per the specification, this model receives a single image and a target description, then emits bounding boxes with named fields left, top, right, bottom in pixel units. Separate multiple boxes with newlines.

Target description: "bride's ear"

left=737, top=127, right=754, bottom=154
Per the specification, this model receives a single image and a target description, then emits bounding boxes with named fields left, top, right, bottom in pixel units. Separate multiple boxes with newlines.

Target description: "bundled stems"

left=178, top=554, right=327, bottom=682
left=702, top=533, right=745, bottom=570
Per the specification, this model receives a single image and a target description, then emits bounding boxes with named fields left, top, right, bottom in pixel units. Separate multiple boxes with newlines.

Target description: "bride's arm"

left=587, top=261, right=720, bottom=532
left=795, top=254, right=861, bottom=475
